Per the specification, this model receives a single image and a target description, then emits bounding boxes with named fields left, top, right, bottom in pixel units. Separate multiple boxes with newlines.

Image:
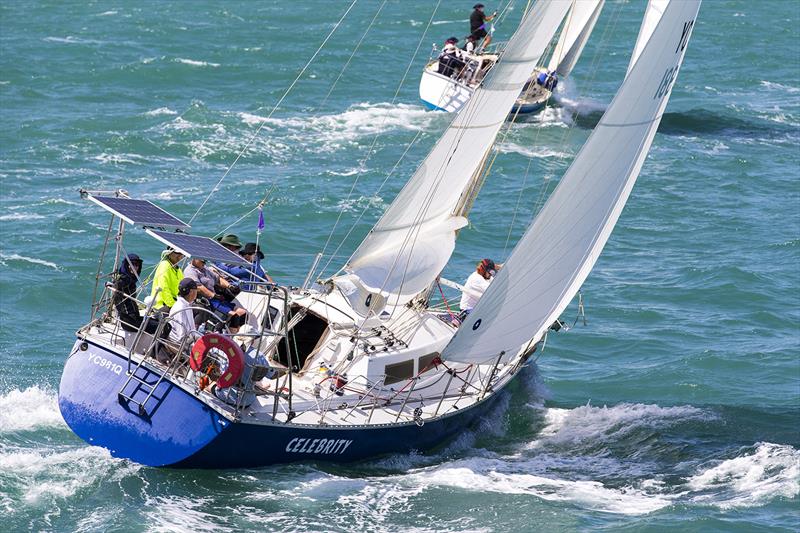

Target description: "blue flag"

left=257, top=208, right=265, bottom=234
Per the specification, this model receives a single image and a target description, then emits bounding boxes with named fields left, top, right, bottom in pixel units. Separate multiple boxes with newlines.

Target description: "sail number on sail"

left=654, top=19, right=695, bottom=100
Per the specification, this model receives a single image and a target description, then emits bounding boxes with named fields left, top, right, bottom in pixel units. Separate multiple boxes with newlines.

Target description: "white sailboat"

left=58, top=0, right=701, bottom=468
left=419, top=0, right=605, bottom=114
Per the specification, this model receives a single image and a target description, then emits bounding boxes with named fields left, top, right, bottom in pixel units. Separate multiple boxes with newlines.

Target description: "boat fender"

left=190, top=333, right=245, bottom=389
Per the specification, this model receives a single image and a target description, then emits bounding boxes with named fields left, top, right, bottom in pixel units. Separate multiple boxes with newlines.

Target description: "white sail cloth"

left=443, top=0, right=702, bottom=364
left=547, top=0, right=605, bottom=78
left=336, top=1, right=573, bottom=312
left=627, top=0, right=669, bottom=76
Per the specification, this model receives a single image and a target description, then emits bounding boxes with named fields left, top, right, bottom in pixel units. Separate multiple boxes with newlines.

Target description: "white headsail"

left=443, top=0, right=701, bottom=364
left=335, top=1, right=573, bottom=312
left=627, top=0, right=669, bottom=76
left=547, top=0, right=605, bottom=78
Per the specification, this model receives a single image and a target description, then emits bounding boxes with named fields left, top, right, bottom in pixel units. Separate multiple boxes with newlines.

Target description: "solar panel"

left=88, top=196, right=190, bottom=229
left=146, top=230, right=250, bottom=265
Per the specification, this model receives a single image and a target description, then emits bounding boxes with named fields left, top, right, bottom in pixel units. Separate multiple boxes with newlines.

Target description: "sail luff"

left=547, top=0, right=605, bottom=77
left=335, top=1, right=573, bottom=310
left=442, top=0, right=701, bottom=364
left=627, top=0, right=669, bottom=77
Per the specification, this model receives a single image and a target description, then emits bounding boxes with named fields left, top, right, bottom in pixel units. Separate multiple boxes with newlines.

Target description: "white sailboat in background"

left=419, top=0, right=605, bottom=114
left=58, top=0, right=701, bottom=468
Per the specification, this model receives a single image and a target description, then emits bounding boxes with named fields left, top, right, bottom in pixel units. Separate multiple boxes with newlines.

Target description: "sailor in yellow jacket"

left=151, top=248, right=184, bottom=310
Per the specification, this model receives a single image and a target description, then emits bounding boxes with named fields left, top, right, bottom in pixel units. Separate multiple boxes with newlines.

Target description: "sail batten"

left=335, top=1, right=573, bottom=309
left=442, top=0, right=702, bottom=364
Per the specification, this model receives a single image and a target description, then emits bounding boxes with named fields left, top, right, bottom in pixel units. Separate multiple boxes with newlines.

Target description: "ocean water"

left=1, top=0, right=798, bottom=531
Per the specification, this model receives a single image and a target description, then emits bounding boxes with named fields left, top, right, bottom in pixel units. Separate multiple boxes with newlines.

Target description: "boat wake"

left=3, top=385, right=797, bottom=528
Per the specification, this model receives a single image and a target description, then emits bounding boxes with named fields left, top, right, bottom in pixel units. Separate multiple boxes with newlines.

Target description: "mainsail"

left=547, top=0, right=605, bottom=78
left=443, top=0, right=701, bottom=364
left=335, top=1, right=573, bottom=311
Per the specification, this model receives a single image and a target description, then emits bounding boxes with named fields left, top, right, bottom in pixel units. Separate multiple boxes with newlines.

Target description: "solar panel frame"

left=146, top=230, right=251, bottom=265
left=88, top=195, right=190, bottom=229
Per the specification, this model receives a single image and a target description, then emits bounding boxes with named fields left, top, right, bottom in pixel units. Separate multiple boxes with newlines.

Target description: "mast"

left=443, top=0, right=702, bottom=364
left=333, top=1, right=574, bottom=313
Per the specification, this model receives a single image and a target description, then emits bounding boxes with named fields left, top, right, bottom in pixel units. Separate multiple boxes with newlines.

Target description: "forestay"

left=443, top=0, right=701, bottom=364
left=335, top=1, right=573, bottom=312
left=547, top=0, right=605, bottom=78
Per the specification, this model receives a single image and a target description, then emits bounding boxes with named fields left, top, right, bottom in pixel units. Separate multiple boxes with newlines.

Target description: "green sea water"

left=1, top=1, right=798, bottom=531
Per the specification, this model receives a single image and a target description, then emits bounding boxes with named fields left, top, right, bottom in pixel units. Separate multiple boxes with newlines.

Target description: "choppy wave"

left=496, top=143, right=571, bottom=159
left=239, top=102, right=436, bottom=140
left=145, top=107, right=179, bottom=117
left=0, top=387, right=64, bottom=432
left=0, top=213, right=46, bottom=221
left=0, top=444, right=134, bottom=512
left=0, top=254, right=60, bottom=270
left=530, top=403, right=713, bottom=447
left=404, top=458, right=671, bottom=515
left=175, top=58, right=221, bottom=68
left=688, top=442, right=800, bottom=509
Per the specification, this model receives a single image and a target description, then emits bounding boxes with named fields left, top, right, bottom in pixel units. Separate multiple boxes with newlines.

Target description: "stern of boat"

left=58, top=338, right=230, bottom=467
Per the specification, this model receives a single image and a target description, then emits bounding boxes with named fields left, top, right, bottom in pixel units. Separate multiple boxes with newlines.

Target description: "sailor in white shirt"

left=168, top=278, right=201, bottom=346
left=459, top=258, right=500, bottom=315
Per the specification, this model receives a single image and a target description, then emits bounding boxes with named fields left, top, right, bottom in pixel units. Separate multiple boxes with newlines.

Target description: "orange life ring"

left=189, top=333, right=245, bottom=389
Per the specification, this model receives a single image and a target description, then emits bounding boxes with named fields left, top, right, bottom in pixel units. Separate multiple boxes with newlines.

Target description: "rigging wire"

left=314, top=0, right=445, bottom=279
left=501, top=0, right=626, bottom=257
left=188, top=0, right=360, bottom=225
left=319, top=0, right=388, bottom=110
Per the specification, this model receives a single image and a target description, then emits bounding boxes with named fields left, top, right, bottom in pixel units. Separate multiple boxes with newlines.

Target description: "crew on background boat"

left=183, top=256, right=248, bottom=331
left=470, top=3, right=497, bottom=51
left=459, top=258, right=501, bottom=319
left=463, top=34, right=477, bottom=54
left=150, top=248, right=184, bottom=311
left=536, top=70, right=558, bottom=91
left=437, top=37, right=465, bottom=78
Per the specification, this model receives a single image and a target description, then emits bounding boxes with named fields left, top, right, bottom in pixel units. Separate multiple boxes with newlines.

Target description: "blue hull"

left=422, top=98, right=544, bottom=115
left=420, top=98, right=447, bottom=112
left=511, top=101, right=545, bottom=114
left=59, top=339, right=501, bottom=468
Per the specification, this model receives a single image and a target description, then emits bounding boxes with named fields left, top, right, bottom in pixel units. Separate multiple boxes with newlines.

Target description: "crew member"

left=459, top=258, right=501, bottom=318
left=150, top=248, right=184, bottom=311
left=438, top=37, right=465, bottom=78
left=168, top=278, right=201, bottom=346
left=184, top=256, right=248, bottom=331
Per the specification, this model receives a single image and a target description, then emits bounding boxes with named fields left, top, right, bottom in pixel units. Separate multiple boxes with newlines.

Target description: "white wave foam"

left=530, top=403, right=713, bottom=447
left=0, top=213, right=46, bottom=221
left=145, top=107, right=178, bottom=117
left=687, top=442, right=800, bottom=509
left=95, top=10, right=117, bottom=16
left=175, top=58, right=220, bottom=68
left=327, top=168, right=360, bottom=177
left=44, top=36, right=105, bottom=46
left=42, top=197, right=80, bottom=206
left=61, top=228, right=87, bottom=234
left=0, top=254, right=60, bottom=271
left=93, top=152, right=146, bottom=165
left=0, top=444, right=135, bottom=509
left=0, top=387, right=65, bottom=432
left=496, top=142, right=571, bottom=159
left=760, top=80, right=800, bottom=93
left=407, top=458, right=671, bottom=515
left=238, top=102, right=435, bottom=142
left=143, top=495, right=234, bottom=533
